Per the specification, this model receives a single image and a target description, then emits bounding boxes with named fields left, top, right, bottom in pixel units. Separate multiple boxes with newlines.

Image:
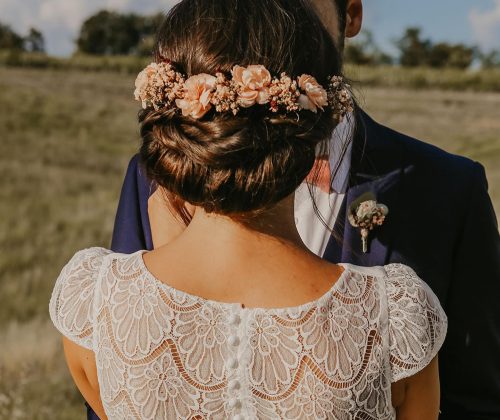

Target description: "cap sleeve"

left=49, top=247, right=112, bottom=350
left=384, top=263, right=448, bottom=382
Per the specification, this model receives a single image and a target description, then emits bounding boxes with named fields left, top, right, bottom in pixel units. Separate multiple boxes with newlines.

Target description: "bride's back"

left=51, top=247, right=446, bottom=419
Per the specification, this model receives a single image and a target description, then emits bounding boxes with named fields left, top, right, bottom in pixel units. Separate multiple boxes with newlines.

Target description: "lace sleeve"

left=49, top=247, right=111, bottom=350
left=384, top=263, right=448, bottom=383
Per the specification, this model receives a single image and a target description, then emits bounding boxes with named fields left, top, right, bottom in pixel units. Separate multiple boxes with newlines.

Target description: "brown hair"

left=336, top=0, right=349, bottom=34
left=139, top=0, right=346, bottom=220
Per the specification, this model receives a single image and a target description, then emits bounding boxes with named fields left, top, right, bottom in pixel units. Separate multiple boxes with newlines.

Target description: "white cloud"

left=0, top=0, right=180, bottom=56
left=469, top=0, right=500, bottom=51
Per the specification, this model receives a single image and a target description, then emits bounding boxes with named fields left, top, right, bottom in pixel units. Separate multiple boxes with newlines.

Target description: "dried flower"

left=327, top=75, right=354, bottom=122
left=268, top=73, right=300, bottom=113
left=231, top=65, right=271, bottom=107
left=133, top=61, right=354, bottom=121
left=175, top=73, right=217, bottom=119
left=297, top=74, right=328, bottom=113
left=134, top=62, right=185, bottom=110
left=348, top=193, right=388, bottom=253
left=211, top=72, right=240, bottom=115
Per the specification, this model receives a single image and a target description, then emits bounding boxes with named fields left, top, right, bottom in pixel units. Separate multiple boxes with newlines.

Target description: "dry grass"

left=346, top=64, right=500, bottom=92
left=2, top=52, right=500, bottom=91
left=0, top=67, right=498, bottom=419
left=0, top=67, right=138, bottom=419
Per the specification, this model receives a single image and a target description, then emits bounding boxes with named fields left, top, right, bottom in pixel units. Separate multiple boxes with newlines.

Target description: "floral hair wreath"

left=134, top=60, right=354, bottom=122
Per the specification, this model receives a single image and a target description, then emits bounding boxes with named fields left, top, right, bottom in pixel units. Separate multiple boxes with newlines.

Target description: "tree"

left=344, top=30, right=393, bottom=66
left=76, top=10, right=163, bottom=56
left=427, top=43, right=476, bottom=69
left=480, top=50, right=500, bottom=69
left=24, top=27, right=45, bottom=53
left=0, top=23, right=24, bottom=50
left=446, top=44, right=476, bottom=69
left=396, top=27, right=431, bottom=67
left=77, top=10, right=141, bottom=55
left=136, top=13, right=164, bottom=57
left=396, top=27, right=475, bottom=69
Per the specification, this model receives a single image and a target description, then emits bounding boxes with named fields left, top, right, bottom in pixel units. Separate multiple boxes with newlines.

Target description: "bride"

left=49, top=0, right=447, bottom=418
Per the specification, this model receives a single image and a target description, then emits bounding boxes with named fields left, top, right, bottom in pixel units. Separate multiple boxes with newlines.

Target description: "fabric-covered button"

left=228, top=357, right=239, bottom=369
left=228, top=313, right=241, bottom=325
left=228, top=335, right=240, bottom=346
left=229, top=380, right=241, bottom=391
left=228, top=398, right=242, bottom=409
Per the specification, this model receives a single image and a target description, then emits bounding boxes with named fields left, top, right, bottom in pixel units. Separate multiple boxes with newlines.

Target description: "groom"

left=109, top=0, right=500, bottom=419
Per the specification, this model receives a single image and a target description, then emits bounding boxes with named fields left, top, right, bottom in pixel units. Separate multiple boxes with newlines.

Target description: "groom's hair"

left=310, top=0, right=349, bottom=49
left=336, top=0, right=349, bottom=34
left=139, top=0, right=345, bottom=218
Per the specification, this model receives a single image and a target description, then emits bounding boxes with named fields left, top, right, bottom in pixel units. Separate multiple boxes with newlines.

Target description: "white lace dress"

left=49, top=247, right=447, bottom=420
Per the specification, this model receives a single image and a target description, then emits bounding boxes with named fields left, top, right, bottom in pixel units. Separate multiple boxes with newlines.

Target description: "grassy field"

left=2, top=51, right=500, bottom=92
left=0, top=66, right=498, bottom=419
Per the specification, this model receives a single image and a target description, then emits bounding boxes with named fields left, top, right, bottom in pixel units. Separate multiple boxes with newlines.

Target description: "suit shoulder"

left=369, top=116, right=481, bottom=181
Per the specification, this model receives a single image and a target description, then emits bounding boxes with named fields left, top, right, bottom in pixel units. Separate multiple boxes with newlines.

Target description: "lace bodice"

left=49, top=247, right=447, bottom=419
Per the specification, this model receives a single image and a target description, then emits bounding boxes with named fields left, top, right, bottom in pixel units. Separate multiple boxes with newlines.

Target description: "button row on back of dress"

left=226, top=306, right=245, bottom=419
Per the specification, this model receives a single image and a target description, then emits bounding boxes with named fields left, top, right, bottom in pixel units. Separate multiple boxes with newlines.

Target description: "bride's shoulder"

left=48, top=247, right=110, bottom=349
left=341, top=262, right=435, bottom=293
left=344, top=262, right=447, bottom=382
left=48, top=247, right=145, bottom=349
left=382, top=263, right=448, bottom=382
left=67, top=245, right=114, bottom=264
left=63, top=246, right=144, bottom=268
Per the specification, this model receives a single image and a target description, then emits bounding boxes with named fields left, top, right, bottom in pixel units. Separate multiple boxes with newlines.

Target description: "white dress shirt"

left=294, top=116, right=353, bottom=257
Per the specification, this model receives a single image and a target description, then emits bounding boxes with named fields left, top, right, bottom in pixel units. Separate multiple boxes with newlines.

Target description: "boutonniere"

left=348, top=192, right=389, bottom=253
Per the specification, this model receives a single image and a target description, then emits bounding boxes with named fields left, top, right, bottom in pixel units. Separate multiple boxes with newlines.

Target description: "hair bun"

left=140, top=107, right=335, bottom=214
left=138, top=0, right=347, bottom=216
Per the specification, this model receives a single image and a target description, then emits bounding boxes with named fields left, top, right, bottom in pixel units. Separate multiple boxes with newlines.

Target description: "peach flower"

left=297, top=74, right=328, bottom=113
left=134, top=63, right=165, bottom=108
left=175, top=73, right=217, bottom=119
left=232, top=65, right=271, bottom=107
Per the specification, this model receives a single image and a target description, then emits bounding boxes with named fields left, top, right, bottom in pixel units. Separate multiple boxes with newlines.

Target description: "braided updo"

left=139, top=0, right=346, bottom=217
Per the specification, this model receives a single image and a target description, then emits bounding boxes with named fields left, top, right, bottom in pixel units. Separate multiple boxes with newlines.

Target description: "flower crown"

left=134, top=61, right=354, bottom=121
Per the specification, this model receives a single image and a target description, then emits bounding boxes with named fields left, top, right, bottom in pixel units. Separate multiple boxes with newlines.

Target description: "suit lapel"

left=341, top=168, right=410, bottom=265
left=323, top=109, right=410, bottom=266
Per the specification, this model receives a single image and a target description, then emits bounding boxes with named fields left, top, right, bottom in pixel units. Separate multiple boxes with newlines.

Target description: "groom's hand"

left=148, top=188, right=194, bottom=248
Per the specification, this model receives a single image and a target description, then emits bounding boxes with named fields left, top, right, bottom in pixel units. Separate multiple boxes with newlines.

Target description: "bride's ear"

left=345, top=0, right=363, bottom=38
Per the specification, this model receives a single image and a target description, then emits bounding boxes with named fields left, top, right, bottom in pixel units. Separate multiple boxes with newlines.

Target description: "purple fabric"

left=85, top=402, right=100, bottom=420
left=110, top=155, right=155, bottom=253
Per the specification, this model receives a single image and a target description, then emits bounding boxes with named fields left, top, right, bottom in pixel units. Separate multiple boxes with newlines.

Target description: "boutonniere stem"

left=348, top=193, right=388, bottom=253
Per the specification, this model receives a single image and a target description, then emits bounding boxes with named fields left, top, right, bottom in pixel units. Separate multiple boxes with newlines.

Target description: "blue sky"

left=364, top=0, right=500, bottom=55
left=1, top=0, right=499, bottom=56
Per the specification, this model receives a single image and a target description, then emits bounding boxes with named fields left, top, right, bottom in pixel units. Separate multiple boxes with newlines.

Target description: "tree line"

left=1, top=10, right=499, bottom=69
left=346, top=27, right=500, bottom=69
left=0, top=24, right=45, bottom=53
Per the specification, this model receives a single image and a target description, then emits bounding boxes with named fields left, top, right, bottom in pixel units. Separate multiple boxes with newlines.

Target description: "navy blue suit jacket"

left=107, top=110, right=500, bottom=419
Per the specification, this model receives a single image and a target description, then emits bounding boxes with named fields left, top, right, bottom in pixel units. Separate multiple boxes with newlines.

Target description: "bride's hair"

left=139, top=0, right=347, bottom=219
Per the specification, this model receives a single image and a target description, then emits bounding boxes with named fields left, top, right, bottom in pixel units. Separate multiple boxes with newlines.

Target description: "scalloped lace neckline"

left=136, top=249, right=351, bottom=314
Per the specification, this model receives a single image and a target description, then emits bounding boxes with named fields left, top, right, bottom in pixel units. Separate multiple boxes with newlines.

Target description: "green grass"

left=345, top=64, right=500, bottom=92
left=0, top=50, right=149, bottom=74
left=2, top=51, right=500, bottom=91
left=0, top=66, right=498, bottom=419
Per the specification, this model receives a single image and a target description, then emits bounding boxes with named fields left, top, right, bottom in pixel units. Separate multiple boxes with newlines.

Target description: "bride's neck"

left=169, top=193, right=308, bottom=256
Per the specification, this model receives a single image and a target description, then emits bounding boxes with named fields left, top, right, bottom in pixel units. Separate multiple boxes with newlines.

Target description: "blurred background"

left=0, top=0, right=499, bottom=418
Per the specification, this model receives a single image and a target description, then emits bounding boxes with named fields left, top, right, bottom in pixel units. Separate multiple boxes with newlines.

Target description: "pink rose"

left=297, top=74, right=328, bottom=113
left=232, top=65, right=271, bottom=107
left=175, top=73, right=217, bottom=119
